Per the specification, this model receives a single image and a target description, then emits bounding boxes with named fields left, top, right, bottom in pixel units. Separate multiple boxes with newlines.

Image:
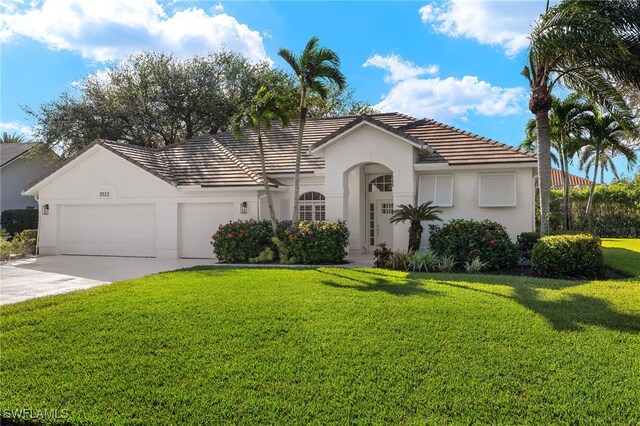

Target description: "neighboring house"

left=23, top=113, right=538, bottom=259
left=550, top=168, right=593, bottom=189
left=1, top=143, right=54, bottom=212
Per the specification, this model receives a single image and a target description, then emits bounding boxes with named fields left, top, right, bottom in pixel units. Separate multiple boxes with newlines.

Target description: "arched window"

left=299, top=191, right=326, bottom=221
left=368, top=174, right=393, bottom=192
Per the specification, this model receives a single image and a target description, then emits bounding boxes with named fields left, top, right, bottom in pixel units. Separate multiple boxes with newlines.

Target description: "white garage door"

left=179, top=202, right=234, bottom=258
left=59, top=204, right=156, bottom=257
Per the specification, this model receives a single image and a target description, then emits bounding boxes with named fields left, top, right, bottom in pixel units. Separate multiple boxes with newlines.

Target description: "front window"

left=368, top=174, right=393, bottom=192
left=299, top=191, right=326, bottom=221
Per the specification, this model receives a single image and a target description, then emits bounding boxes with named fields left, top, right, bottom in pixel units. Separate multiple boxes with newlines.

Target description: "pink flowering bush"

left=428, top=219, right=519, bottom=271
left=283, top=221, right=349, bottom=264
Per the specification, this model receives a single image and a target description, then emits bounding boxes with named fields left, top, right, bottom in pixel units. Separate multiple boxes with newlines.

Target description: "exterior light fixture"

left=42, top=204, right=49, bottom=215
left=240, top=201, right=248, bottom=214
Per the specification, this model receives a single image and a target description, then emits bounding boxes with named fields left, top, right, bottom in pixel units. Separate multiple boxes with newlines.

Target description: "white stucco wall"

left=1, top=155, right=52, bottom=211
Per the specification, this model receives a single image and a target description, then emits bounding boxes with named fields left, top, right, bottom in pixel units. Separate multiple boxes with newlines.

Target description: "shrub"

left=516, top=232, right=540, bottom=261
left=388, top=250, right=410, bottom=271
left=531, top=234, right=604, bottom=278
left=211, top=220, right=273, bottom=263
left=0, top=229, right=37, bottom=260
left=438, top=255, right=456, bottom=272
left=373, top=243, right=391, bottom=268
left=1, top=209, right=38, bottom=236
left=249, top=247, right=275, bottom=264
left=464, top=257, right=488, bottom=273
left=283, top=221, right=349, bottom=264
left=429, top=219, right=519, bottom=271
left=408, top=250, right=439, bottom=272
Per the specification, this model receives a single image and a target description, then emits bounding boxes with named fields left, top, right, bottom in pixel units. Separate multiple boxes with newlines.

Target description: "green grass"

left=2, top=262, right=640, bottom=425
left=603, top=238, right=640, bottom=277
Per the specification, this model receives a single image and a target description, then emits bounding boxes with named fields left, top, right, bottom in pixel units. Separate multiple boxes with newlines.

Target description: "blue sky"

left=1, top=0, right=636, bottom=181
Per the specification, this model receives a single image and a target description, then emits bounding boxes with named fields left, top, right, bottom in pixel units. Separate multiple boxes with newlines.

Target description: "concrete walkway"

left=0, top=256, right=215, bottom=306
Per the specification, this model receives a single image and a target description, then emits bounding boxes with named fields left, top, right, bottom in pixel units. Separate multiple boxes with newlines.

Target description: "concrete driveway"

left=0, top=256, right=215, bottom=306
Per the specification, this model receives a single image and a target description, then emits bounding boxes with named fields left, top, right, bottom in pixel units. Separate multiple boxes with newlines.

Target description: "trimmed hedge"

left=1, top=209, right=38, bottom=236
left=211, top=220, right=349, bottom=264
left=428, top=219, right=519, bottom=271
left=531, top=234, right=604, bottom=278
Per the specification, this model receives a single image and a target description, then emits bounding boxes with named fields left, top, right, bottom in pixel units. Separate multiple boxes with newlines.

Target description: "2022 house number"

left=98, top=191, right=111, bottom=198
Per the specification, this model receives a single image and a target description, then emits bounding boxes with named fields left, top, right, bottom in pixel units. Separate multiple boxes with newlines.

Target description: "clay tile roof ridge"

left=207, top=135, right=264, bottom=186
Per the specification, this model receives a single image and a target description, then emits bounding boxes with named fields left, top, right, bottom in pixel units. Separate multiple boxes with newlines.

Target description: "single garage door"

left=179, top=202, right=234, bottom=258
left=59, top=204, right=156, bottom=257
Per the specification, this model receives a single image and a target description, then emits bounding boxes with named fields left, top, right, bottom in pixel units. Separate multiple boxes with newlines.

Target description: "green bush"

left=1, top=209, right=38, bottom=236
left=408, top=250, right=440, bottom=272
left=388, top=250, right=410, bottom=271
left=283, top=221, right=350, bottom=264
left=531, top=234, right=604, bottom=278
left=211, top=220, right=273, bottom=263
left=428, top=219, right=519, bottom=271
left=373, top=243, right=391, bottom=268
left=212, top=220, right=349, bottom=264
left=516, top=232, right=540, bottom=260
left=0, top=228, right=37, bottom=260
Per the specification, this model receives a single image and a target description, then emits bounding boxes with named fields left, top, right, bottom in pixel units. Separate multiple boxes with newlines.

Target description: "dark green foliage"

left=532, top=234, right=605, bottom=278
left=429, top=219, right=519, bottom=271
left=373, top=242, right=391, bottom=268
left=211, top=220, right=274, bottom=263
left=1, top=209, right=38, bottom=236
left=516, top=232, right=540, bottom=260
left=212, top=220, right=349, bottom=264
left=284, top=221, right=349, bottom=264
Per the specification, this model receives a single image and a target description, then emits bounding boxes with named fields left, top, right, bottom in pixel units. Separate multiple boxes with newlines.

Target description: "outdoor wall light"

left=240, top=201, right=248, bottom=214
left=42, top=204, right=49, bottom=215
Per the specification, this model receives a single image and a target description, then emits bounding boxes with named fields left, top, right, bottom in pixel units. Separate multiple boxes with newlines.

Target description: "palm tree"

left=1, top=132, right=27, bottom=144
left=579, top=111, right=638, bottom=223
left=521, top=94, right=592, bottom=229
left=278, top=37, right=346, bottom=221
left=232, top=86, right=290, bottom=233
left=522, top=0, right=640, bottom=236
left=389, top=202, right=443, bottom=252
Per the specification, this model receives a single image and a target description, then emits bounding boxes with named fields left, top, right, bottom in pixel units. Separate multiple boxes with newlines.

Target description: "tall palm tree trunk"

left=257, top=125, right=278, bottom=234
left=560, top=146, right=571, bottom=230
left=292, top=88, right=307, bottom=222
left=535, top=109, right=553, bottom=236
left=584, top=153, right=600, bottom=226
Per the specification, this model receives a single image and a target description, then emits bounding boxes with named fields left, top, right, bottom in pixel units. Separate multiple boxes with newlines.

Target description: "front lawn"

left=2, top=261, right=639, bottom=424
left=602, top=238, right=640, bottom=276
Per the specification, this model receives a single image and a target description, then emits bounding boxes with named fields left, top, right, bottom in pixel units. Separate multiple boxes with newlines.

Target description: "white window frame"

left=418, top=174, right=454, bottom=207
left=298, top=192, right=326, bottom=221
left=478, top=173, right=517, bottom=207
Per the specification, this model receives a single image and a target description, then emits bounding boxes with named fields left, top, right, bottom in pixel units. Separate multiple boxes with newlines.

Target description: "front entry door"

left=374, top=200, right=394, bottom=247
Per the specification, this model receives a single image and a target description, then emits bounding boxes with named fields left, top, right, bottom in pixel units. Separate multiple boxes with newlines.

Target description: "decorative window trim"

left=478, top=173, right=517, bottom=207
left=368, top=174, right=393, bottom=192
left=418, top=174, right=454, bottom=207
left=299, top=191, right=326, bottom=221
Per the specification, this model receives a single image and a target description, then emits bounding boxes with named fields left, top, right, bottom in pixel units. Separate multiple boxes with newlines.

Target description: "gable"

left=28, top=145, right=178, bottom=200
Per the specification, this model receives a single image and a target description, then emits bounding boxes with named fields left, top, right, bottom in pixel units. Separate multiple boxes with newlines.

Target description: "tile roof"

left=26, top=112, right=540, bottom=190
left=0, top=142, right=38, bottom=167
left=551, top=168, right=593, bottom=188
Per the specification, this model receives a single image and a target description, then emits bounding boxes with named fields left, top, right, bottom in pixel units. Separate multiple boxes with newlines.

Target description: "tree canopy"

left=25, top=50, right=373, bottom=158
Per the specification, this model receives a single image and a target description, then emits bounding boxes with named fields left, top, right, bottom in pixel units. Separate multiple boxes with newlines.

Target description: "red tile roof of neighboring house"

left=551, top=168, right=593, bottom=188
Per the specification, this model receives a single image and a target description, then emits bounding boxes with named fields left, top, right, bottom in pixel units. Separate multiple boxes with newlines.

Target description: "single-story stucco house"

left=1, top=142, right=55, bottom=212
left=23, top=112, right=539, bottom=259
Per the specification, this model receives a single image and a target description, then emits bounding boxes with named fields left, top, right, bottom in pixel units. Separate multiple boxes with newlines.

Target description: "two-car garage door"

left=58, top=202, right=234, bottom=258
left=59, top=204, right=156, bottom=257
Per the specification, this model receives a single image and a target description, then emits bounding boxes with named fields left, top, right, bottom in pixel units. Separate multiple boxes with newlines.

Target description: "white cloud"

left=364, top=54, right=525, bottom=121
left=0, top=121, right=34, bottom=137
left=363, top=54, right=439, bottom=83
left=419, top=0, right=548, bottom=57
left=0, top=0, right=268, bottom=62
left=213, top=2, right=224, bottom=12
